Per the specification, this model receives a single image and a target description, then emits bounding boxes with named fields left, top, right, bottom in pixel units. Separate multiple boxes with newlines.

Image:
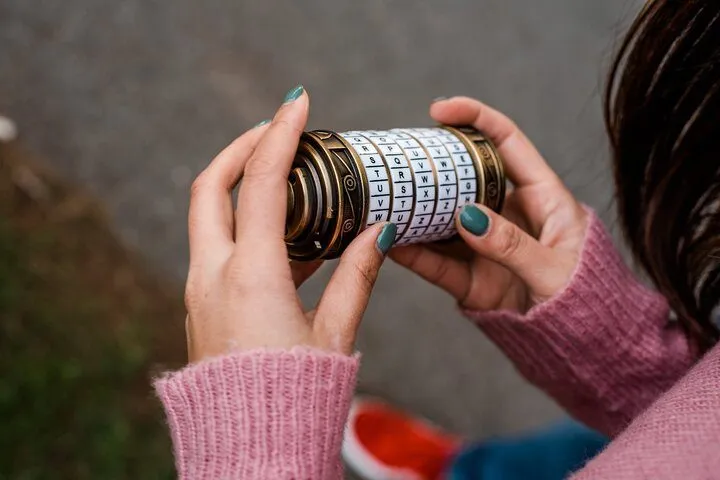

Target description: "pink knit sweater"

left=155, top=212, right=720, bottom=479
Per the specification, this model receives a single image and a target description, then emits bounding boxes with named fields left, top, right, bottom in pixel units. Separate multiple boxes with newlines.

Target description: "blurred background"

left=0, top=0, right=644, bottom=478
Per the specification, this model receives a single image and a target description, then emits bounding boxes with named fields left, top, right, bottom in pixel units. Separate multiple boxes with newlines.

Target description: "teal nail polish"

left=459, top=205, right=490, bottom=236
left=376, top=223, right=398, bottom=255
left=283, top=85, right=304, bottom=104
left=254, top=119, right=270, bottom=128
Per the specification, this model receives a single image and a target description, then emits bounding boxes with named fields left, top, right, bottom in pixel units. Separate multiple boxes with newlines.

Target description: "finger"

left=291, top=260, right=324, bottom=288
left=430, top=97, right=559, bottom=188
left=425, top=239, right=474, bottom=262
left=236, top=85, right=309, bottom=242
left=313, top=223, right=394, bottom=354
left=188, top=123, right=269, bottom=263
left=456, top=204, right=568, bottom=296
left=389, top=244, right=471, bottom=300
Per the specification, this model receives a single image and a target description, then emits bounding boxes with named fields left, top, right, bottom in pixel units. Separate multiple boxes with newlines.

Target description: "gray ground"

left=1, top=0, right=643, bottom=457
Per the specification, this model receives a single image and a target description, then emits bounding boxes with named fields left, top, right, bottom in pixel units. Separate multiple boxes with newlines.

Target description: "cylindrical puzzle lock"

left=285, top=126, right=505, bottom=260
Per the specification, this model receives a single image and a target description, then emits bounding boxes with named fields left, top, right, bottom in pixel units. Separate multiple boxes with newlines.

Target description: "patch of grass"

left=0, top=143, right=186, bottom=479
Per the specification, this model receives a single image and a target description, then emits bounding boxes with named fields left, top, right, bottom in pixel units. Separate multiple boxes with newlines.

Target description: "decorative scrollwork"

left=343, top=175, right=356, bottom=191
left=479, top=146, right=491, bottom=160
left=342, top=219, right=354, bottom=232
left=487, top=182, right=498, bottom=199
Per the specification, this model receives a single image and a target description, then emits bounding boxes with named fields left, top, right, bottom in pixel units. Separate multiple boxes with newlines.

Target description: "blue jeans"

left=446, top=420, right=609, bottom=480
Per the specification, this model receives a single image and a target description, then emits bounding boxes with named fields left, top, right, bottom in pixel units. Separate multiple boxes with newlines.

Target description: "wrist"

left=155, top=347, right=359, bottom=479
left=462, top=210, right=694, bottom=433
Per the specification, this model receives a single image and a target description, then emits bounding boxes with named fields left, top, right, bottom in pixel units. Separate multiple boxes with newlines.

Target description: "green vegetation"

left=0, top=145, right=185, bottom=479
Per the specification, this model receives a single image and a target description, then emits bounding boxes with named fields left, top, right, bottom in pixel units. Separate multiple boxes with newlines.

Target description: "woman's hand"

left=184, top=86, right=394, bottom=362
left=391, top=97, right=589, bottom=313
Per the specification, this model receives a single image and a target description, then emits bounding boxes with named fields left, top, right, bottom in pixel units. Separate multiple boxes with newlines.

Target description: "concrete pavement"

left=0, top=0, right=643, bottom=446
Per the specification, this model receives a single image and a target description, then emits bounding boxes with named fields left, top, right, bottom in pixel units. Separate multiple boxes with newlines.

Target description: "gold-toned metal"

left=445, top=126, right=506, bottom=211
left=284, top=126, right=505, bottom=260
left=285, top=167, right=312, bottom=241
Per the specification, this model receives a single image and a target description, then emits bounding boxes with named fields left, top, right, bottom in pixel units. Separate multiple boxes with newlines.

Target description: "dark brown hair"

left=605, top=0, right=720, bottom=347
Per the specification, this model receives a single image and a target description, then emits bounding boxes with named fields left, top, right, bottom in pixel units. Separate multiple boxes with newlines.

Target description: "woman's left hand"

left=183, top=86, right=392, bottom=362
left=390, top=97, right=587, bottom=314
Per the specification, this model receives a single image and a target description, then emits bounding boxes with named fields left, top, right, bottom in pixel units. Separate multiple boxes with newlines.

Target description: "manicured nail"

left=254, top=119, right=270, bottom=128
left=283, top=85, right=304, bottom=104
left=376, top=223, right=398, bottom=255
left=432, top=96, right=448, bottom=103
left=459, top=205, right=490, bottom=236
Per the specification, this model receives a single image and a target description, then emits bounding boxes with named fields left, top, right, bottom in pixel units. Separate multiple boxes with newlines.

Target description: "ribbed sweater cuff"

left=463, top=210, right=692, bottom=434
left=154, top=348, right=358, bottom=480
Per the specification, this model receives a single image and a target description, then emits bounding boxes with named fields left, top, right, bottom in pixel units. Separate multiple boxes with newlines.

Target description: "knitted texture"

left=572, top=344, right=720, bottom=479
left=154, top=348, right=358, bottom=479
left=155, top=211, right=719, bottom=479
left=463, top=211, right=696, bottom=436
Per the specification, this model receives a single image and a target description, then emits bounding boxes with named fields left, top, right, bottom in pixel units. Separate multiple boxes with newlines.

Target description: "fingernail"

left=283, top=84, right=304, bottom=104
left=459, top=205, right=490, bottom=236
left=254, top=119, right=270, bottom=128
left=432, top=96, right=448, bottom=103
left=376, top=223, right=398, bottom=255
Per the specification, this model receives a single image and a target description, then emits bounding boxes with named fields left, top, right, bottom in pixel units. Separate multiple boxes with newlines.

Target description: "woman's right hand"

left=183, top=86, right=392, bottom=363
left=391, top=97, right=590, bottom=314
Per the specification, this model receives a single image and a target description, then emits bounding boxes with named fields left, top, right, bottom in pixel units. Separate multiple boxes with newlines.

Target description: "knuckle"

left=500, top=122, right=521, bottom=146
left=272, top=118, right=303, bottom=137
left=506, top=118, right=520, bottom=132
left=189, top=172, right=209, bottom=199
left=432, top=258, right=452, bottom=285
left=492, top=222, right=524, bottom=260
left=351, top=258, right=379, bottom=297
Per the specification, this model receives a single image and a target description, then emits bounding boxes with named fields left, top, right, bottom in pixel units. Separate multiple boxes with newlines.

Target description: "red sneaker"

left=342, top=397, right=462, bottom=480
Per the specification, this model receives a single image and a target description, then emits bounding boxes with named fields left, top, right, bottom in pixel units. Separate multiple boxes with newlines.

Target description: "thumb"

left=456, top=204, right=566, bottom=295
left=313, top=223, right=395, bottom=354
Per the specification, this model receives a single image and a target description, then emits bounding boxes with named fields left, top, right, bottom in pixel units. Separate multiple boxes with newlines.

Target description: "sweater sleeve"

left=154, top=348, right=358, bottom=480
left=463, top=210, right=696, bottom=436
left=572, top=344, right=720, bottom=480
